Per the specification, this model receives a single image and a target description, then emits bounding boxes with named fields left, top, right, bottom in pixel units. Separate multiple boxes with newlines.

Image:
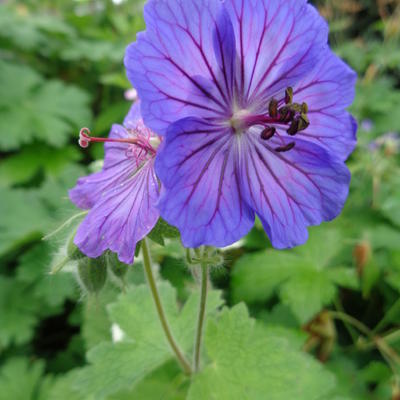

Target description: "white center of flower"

left=229, top=109, right=251, bottom=134
left=149, top=136, right=161, bottom=150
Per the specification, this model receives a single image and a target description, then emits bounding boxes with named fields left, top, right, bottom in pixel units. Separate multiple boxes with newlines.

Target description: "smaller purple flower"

left=368, top=132, right=399, bottom=155
left=361, top=119, right=374, bottom=132
left=69, top=102, right=161, bottom=264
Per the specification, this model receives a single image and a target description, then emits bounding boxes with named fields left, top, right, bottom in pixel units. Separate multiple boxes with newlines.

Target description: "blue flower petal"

left=74, top=159, right=160, bottom=264
left=156, top=118, right=254, bottom=248
left=240, top=134, right=351, bottom=248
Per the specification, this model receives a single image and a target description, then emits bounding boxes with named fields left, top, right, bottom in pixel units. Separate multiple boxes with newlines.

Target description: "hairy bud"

left=78, top=256, right=107, bottom=294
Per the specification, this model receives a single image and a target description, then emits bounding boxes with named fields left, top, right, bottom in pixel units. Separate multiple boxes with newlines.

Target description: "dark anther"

left=279, top=106, right=289, bottom=121
left=261, top=126, right=276, bottom=140
left=279, top=106, right=294, bottom=123
left=287, top=119, right=299, bottom=136
left=301, top=102, right=309, bottom=114
left=269, top=98, right=278, bottom=118
left=298, top=114, right=310, bottom=131
left=275, top=142, right=296, bottom=153
left=285, top=87, right=293, bottom=104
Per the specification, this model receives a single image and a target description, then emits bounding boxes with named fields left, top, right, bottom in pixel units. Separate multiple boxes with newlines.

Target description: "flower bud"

left=78, top=256, right=107, bottom=294
left=353, top=241, right=372, bottom=277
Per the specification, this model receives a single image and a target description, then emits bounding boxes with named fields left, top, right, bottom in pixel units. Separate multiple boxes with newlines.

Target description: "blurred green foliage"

left=1, top=0, right=400, bottom=399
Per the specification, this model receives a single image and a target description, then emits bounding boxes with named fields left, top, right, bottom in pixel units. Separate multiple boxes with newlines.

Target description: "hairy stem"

left=194, top=260, right=209, bottom=372
left=142, top=238, right=192, bottom=375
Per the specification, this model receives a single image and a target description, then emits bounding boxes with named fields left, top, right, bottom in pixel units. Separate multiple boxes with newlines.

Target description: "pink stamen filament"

left=243, top=114, right=287, bottom=128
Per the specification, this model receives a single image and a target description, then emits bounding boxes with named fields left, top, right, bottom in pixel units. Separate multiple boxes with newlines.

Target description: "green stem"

left=194, top=260, right=209, bottom=372
left=334, top=299, right=358, bottom=343
left=329, top=311, right=372, bottom=337
left=360, top=329, right=400, bottom=351
left=142, top=238, right=192, bottom=375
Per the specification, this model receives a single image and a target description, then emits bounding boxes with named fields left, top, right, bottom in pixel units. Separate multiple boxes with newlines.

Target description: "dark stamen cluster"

left=260, top=87, right=310, bottom=153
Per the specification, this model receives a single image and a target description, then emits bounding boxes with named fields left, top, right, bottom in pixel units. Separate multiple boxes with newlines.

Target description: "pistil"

left=79, top=128, right=156, bottom=156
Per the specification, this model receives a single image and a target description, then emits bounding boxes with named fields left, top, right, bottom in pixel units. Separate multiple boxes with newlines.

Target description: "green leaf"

left=81, top=286, right=117, bottom=350
left=108, top=362, right=189, bottom=400
left=46, top=372, right=86, bottom=400
left=232, top=228, right=358, bottom=323
left=73, top=283, right=222, bottom=399
left=187, top=304, right=335, bottom=400
left=0, top=358, right=45, bottom=400
left=0, top=144, right=81, bottom=187
left=369, top=225, right=400, bottom=250
left=0, top=5, right=74, bottom=51
left=0, top=276, right=42, bottom=347
left=0, top=165, right=84, bottom=256
left=325, top=355, right=371, bottom=400
left=61, top=39, right=125, bottom=63
left=279, top=269, right=337, bottom=324
left=0, top=60, right=91, bottom=150
left=16, top=243, right=76, bottom=308
left=0, top=187, right=51, bottom=255
left=361, top=258, right=381, bottom=298
left=378, top=174, right=400, bottom=228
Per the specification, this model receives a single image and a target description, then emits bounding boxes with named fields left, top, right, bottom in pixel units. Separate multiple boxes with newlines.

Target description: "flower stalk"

left=141, top=238, right=192, bottom=375
left=194, top=258, right=209, bottom=372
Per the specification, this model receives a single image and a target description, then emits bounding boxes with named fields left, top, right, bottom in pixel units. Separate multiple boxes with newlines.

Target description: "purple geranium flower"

left=69, top=102, right=161, bottom=263
left=125, top=0, right=357, bottom=249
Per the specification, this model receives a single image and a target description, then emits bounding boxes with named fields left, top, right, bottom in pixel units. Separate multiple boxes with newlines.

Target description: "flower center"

left=234, top=87, right=310, bottom=153
left=229, top=109, right=252, bottom=134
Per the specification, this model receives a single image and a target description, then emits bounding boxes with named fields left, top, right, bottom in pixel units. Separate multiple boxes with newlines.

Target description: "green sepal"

left=147, top=218, right=180, bottom=246
left=106, top=251, right=128, bottom=278
left=67, top=232, right=86, bottom=261
left=135, top=241, right=142, bottom=257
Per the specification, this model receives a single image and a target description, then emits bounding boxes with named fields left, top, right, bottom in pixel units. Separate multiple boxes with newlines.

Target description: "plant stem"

left=329, top=310, right=372, bottom=337
left=141, top=238, right=192, bottom=375
left=194, top=260, right=209, bottom=372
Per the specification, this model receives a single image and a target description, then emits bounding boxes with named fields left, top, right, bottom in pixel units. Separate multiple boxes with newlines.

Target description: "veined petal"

left=223, top=0, right=328, bottom=106
left=212, top=7, right=236, bottom=100
left=294, top=50, right=357, bottom=159
left=74, top=160, right=160, bottom=264
left=125, top=0, right=235, bottom=135
left=69, top=102, right=157, bottom=210
left=155, top=118, right=254, bottom=248
left=123, top=100, right=142, bottom=129
left=240, top=134, right=350, bottom=249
